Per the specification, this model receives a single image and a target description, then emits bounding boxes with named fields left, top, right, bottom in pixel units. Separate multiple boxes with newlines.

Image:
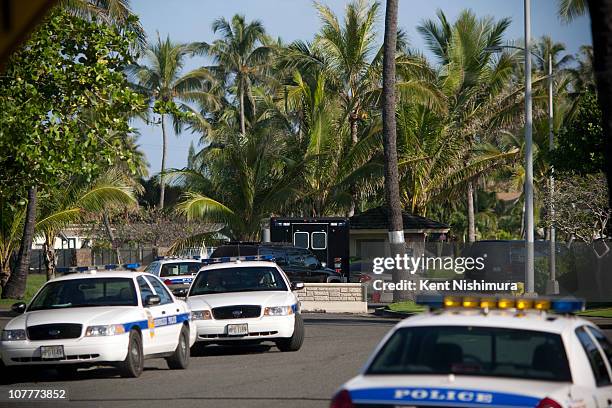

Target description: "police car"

left=331, top=295, right=612, bottom=408
left=1, top=270, right=196, bottom=378
left=186, top=255, right=305, bottom=352
left=143, top=257, right=203, bottom=294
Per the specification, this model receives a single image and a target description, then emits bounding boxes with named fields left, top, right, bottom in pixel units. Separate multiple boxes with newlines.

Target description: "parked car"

left=210, top=242, right=345, bottom=283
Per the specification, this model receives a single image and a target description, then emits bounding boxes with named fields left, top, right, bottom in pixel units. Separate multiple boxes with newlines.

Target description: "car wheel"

left=276, top=314, right=304, bottom=352
left=118, top=329, right=144, bottom=378
left=166, top=325, right=190, bottom=370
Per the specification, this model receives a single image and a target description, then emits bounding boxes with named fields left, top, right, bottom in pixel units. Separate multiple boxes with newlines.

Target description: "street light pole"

left=546, top=53, right=559, bottom=295
left=524, top=0, right=535, bottom=294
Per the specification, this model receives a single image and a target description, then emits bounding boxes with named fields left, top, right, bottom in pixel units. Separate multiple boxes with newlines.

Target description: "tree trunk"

left=159, top=114, right=167, bottom=210
left=588, top=0, right=612, bottom=208
left=103, top=211, right=122, bottom=264
left=2, top=187, right=37, bottom=299
left=382, top=0, right=408, bottom=302
left=43, top=234, right=56, bottom=281
left=349, top=112, right=359, bottom=145
left=239, top=86, right=246, bottom=136
left=467, top=181, right=476, bottom=242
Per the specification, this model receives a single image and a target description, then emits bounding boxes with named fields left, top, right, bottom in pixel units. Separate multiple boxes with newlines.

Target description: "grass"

left=386, top=301, right=425, bottom=314
left=578, top=308, right=612, bottom=318
left=0, top=274, right=47, bottom=308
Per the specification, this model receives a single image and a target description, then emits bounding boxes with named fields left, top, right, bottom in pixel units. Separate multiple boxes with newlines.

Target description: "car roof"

left=199, top=260, right=280, bottom=271
left=157, top=258, right=202, bottom=264
left=395, top=309, right=594, bottom=335
left=50, top=270, right=149, bottom=281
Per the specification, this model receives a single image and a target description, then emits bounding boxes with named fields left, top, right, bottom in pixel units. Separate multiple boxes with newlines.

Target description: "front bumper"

left=194, top=314, right=295, bottom=342
left=1, top=334, right=129, bottom=366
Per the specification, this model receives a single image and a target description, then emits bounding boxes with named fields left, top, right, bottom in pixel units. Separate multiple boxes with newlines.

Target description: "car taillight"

left=536, top=397, right=562, bottom=408
left=330, top=389, right=353, bottom=408
left=163, top=279, right=172, bottom=286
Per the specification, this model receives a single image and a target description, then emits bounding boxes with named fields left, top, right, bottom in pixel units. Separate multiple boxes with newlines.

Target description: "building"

left=349, top=206, right=450, bottom=260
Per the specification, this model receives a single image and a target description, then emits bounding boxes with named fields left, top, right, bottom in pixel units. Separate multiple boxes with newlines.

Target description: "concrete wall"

left=297, top=283, right=367, bottom=313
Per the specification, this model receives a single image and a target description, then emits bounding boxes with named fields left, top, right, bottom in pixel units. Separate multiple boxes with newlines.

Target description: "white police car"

left=1, top=270, right=196, bottom=378
left=186, top=255, right=305, bottom=352
left=331, top=295, right=612, bottom=408
left=143, top=257, right=203, bottom=294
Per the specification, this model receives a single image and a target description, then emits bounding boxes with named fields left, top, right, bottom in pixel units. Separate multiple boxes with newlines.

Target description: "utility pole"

left=546, top=53, right=559, bottom=295
left=524, top=0, right=535, bottom=294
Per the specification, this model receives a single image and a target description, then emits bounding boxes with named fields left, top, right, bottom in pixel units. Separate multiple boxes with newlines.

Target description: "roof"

left=349, top=207, right=449, bottom=232
left=156, top=258, right=202, bottom=264
left=199, top=260, right=279, bottom=271
left=395, top=309, right=593, bottom=335
left=52, top=270, right=146, bottom=281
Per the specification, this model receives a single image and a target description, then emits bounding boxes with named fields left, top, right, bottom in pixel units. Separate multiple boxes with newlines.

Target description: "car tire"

left=118, top=329, right=144, bottom=378
left=166, top=325, right=190, bottom=370
left=276, top=314, right=304, bottom=352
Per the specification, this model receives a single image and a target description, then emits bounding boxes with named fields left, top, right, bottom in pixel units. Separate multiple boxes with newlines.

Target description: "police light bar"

left=416, top=295, right=585, bottom=314
left=57, top=263, right=141, bottom=274
left=201, top=254, right=275, bottom=265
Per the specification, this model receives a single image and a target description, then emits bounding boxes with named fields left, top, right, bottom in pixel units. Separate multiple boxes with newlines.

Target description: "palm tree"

left=417, top=9, right=520, bottom=241
left=381, top=0, right=408, bottom=301
left=35, top=170, right=138, bottom=280
left=129, top=35, right=218, bottom=209
left=557, top=0, right=588, bottom=23
left=173, top=102, right=303, bottom=241
left=313, top=0, right=382, bottom=146
left=62, top=0, right=146, bottom=50
left=204, top=15, right=273, bottom=136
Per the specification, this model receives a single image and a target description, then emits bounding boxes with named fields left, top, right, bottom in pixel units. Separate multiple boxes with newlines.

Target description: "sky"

left=130, top=0, right=592, bottom=175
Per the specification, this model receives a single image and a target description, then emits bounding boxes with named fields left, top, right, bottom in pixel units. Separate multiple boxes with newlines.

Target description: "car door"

left=586, top=327, right=612, bottom=407
left=575, top=326, right=612, bottom=407
left=136, top=276, right=161, bottom=354
left=145, top=275, right=183, bottom=353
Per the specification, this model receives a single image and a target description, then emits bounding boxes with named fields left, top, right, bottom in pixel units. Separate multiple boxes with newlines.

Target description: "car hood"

left=187, top=291, right=294, bottom=310
left=5, top=307, right=139, bottom=330
left=343, top=375, right=573, bottom=407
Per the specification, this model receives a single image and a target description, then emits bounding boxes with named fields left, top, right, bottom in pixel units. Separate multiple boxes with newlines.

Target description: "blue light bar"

left=105, top=264, right=118, bottom=270
left=56, top=267, right=71, bottom=273
left=76, top=266, right=89, bottom=272
left=551, top=299, right=585, bottom=313
left=201, top=254, right=275, bottom=265
left=415, top=294, right=444, bottom=309
left=193, top=256, right=202, bottom=260
left=123, top=263, right=140, bottom=270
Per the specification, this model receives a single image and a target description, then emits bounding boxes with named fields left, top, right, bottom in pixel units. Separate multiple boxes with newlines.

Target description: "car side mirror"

left=309, top=263, right=318, bottom=270
left=144, top=295, right=161, bottom=306
left=172, top=288, right=188, bottom=298
left=291, top=282, right=305, bottom=291
left=11, top=302, right=26, bottom=314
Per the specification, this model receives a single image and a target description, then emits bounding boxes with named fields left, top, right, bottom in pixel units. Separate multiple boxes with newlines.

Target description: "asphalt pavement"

left=0, top=314, right=397, bottom=408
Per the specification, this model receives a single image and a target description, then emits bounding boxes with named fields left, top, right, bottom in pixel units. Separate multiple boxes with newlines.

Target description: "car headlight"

left=263, top=306, right=293, bottom=316
left=85, top=324, right=126, bottom=337
left=1, top=329, right=26, bottom=341
left=191, top=310, right=212, bottom=320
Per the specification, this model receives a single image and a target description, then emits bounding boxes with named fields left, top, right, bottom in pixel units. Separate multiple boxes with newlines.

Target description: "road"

left=0, top=314, right=396, bottom=408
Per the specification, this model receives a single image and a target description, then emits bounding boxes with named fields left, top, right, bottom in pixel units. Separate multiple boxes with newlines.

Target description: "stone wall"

left=296, top=283, right=367, bottom=313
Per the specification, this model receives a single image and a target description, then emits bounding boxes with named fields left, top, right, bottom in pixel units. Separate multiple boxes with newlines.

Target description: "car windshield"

left=160, top=262, right=201, bottom=277
left=28, top=278, right=138, bottom=311
left=189, top=266, right=288, bottom=295
left=366, top=326, right=572, bottom=382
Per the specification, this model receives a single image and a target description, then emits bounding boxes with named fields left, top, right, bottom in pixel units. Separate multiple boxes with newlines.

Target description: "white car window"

left=144, top=262, right=160, bottom=275
left=145, top=276, right=173, bottom=305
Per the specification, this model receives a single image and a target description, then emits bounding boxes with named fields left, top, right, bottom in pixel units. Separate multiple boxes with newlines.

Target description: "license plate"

left=227, top=323, right=248, bottom=336
left=41, top=345, right=64, bottom=359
